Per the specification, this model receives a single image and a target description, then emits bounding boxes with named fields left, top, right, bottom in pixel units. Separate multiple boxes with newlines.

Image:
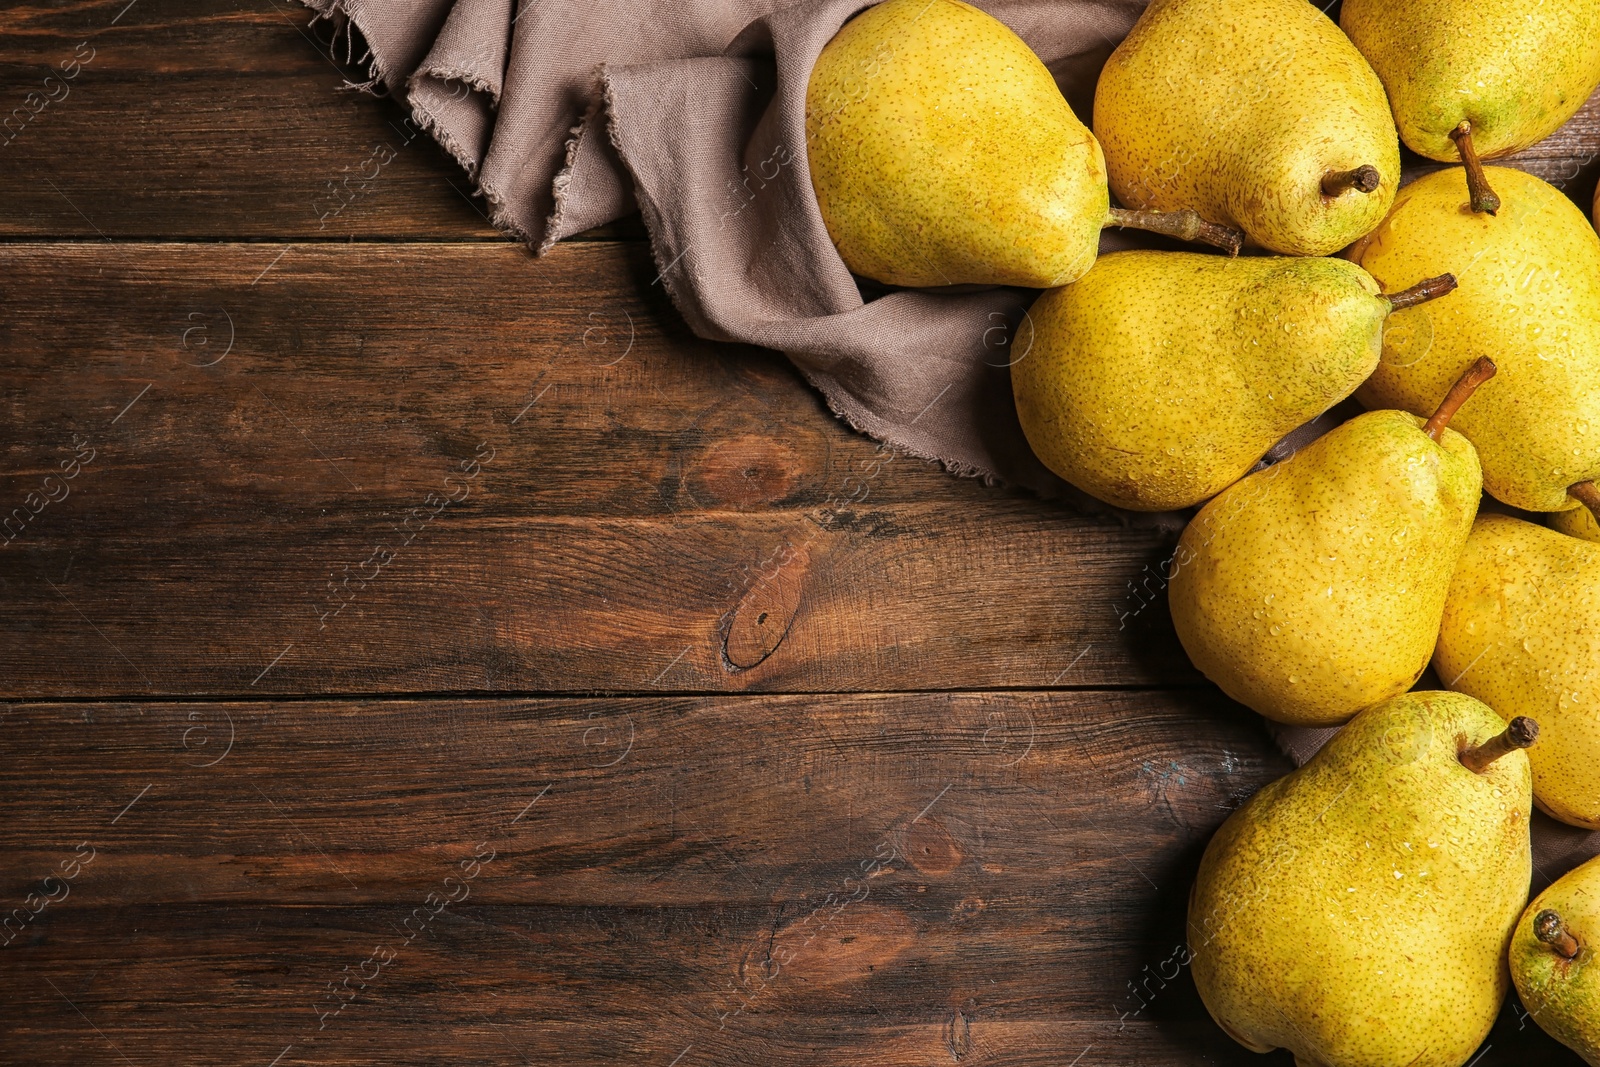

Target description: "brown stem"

left=1321, top=165, right=1382, bottom=197
left=1569, top=481, right=1600, bottom=525
left=1423, top=357, right=1497, bottom=441
left=1459, top=716, right=1538, bottom=774
left=1536, top=910, right=1582, bottom=960
left=1383, top=273, right=1458, bottom=313
left=1450, top=121, right=1502, bottom=215
left=1105, top=207, right=1243, bottom=256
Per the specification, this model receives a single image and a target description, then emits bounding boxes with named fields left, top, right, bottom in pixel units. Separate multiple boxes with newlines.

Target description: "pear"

left=1342, top=0, right=1600, bottom=214
left=805, top=0, right=1241, bottom=288
left=1511, top=857, right=1600, bottom=1066
left=1553, top=502, right=1600, bottom=544
left=1093, top=0, right=1399, bottom=258
left=1436, top=511, right=1600, bottom=828
left=1012, top=251, right=1456, bottom=511
left=1191, top=692, right=1535, bottom=1067
left=1168, top=360, right=1490, bottom=726
left=1349, top=165, right=1600, bottom=514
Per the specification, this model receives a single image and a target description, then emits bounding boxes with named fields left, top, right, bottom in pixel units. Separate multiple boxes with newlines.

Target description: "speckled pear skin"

left=1341, top=0, right=1600, bottom=162
left=804, top=0, right=1107, bottom=288
left=1191, top=691, right=1531, bottom=1067
left=1511, top=856, right=1600, bottom=1066
left=1436, top=515, right=1600, bottom=829
left=1349, top=166, right=1600, bottom=513
left=1552, top=505, right=1600, bottom=544
left=1169, top=410, right=1481, bottom=726
left=1093, top=0, right=1398, bottom=258
left=1011, top=252, right=1386, bottom=512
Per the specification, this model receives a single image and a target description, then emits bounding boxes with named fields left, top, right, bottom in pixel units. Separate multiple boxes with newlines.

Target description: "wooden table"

left=1, top=3, right=1595, bottom=1064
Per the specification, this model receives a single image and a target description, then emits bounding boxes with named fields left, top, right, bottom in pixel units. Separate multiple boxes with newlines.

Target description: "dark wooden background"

left=1, top=2, right=1596, bottom=1064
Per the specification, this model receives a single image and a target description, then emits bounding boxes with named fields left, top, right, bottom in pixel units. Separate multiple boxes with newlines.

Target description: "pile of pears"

left=806, top=0, right=1600, bottom=1063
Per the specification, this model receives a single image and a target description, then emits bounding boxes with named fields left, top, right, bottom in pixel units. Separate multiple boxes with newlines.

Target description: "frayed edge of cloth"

left=408, top=92, right=481, bottom=182
left=416, top=65, right=500, bottom=103
left=297, top=1, right=391, bottom=96
left=540, top=93, right=603, bottom=257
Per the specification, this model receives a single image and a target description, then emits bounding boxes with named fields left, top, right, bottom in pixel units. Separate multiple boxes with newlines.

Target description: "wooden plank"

left=0, top=0, right=508, bottom=239
left=0, top=241, right=1194, bottom=697
left=0, top=691, right=1284, bottom=905
left=0, top=0, right=1595, bottom=238
left=0, top=904, right=1259, bottom=1067
left=0, top=690, right=1277, bottom=1065
left=0, top=508, right=1190, bottom=696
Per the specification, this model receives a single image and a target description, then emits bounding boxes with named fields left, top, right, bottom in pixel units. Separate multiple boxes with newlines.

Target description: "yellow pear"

left=1094, top=0, right=1399, bottom=257
left=804, top=0, right=1240, bottom=288
left=1436, top=512, right=1600, bottom=828
left=1169, top=361, right=1490, bottom=726
left=1343, top=0, right=1600, bottom=213
left=1349, top=165, right=1600, bottom=513
left=1012, top=251, right=1455, bottom=511
left=1191, top=692, right=1534, bottom=1066
left=1511, top=857, right=1600, bottom=1066
left=1553, top=503, right=1600, bottom=544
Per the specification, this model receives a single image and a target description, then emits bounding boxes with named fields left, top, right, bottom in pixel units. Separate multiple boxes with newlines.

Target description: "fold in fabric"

left=295, top=0, right=1600, bottom=873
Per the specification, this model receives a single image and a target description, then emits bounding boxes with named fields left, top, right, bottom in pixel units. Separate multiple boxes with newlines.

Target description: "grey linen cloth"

left=297, top=0, right=1599, bottom=876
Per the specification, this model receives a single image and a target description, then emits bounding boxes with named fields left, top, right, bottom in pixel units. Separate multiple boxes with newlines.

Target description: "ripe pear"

left=1168, top=361, right=1491, bottom=726
left=1349, top=165, right=1600, bottom=514
left=1553, top=503, right=1600, bottom=544
left=805, top=0, right=1241, bottom=289
left=1012, top=251, right=1456, bottom=511
left=1094, top=0, right=1399, bottom=257
left=1511, top=857, right=1600, bottom=1066
left=1191, top=692, right=1535, bottom=1067
left=1436, top=512, right=1600, bottom=828
left=1342, top=0, right=1600, bottom=214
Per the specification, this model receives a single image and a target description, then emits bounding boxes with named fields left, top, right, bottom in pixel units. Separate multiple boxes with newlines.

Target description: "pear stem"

left=1459, top=716, right=1538, bottom=774
left=1321, top=165, right=1382, bottom=197
left=1422, top=357, right=1497, bottom=441
left=1105, top=207, right=1243, bottom=256
left=1570, top=481, right=1600, bottom=525
left=1536, top=910, right=1582, bottom=960
left=1450, top=121, right=1502, bottom=215
left=1383, top=273, right=1458, bottom=313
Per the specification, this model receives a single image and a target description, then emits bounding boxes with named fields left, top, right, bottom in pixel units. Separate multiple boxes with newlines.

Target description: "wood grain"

left=0, top=241, right=1195, bottom=698
left=1, top=903, right=1261, bottom=1067
left=0, top=0, right=635, bottom=240
left=0, top=691, right=1283, bottom=905
left=0, top=3, right=500, bottom=239
left=0, top=690, right=1282, bottom=1067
